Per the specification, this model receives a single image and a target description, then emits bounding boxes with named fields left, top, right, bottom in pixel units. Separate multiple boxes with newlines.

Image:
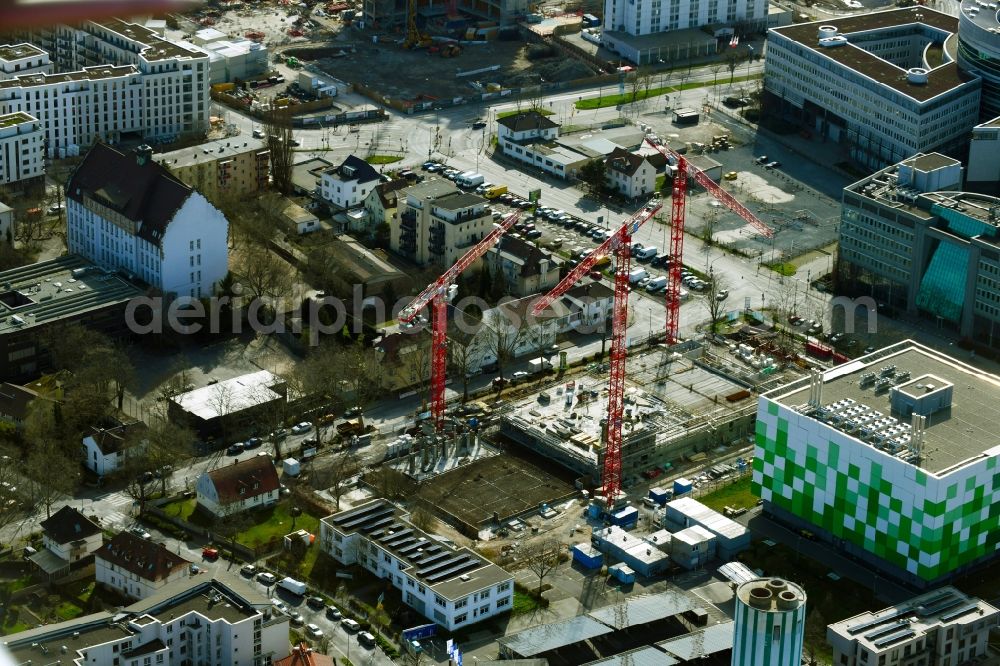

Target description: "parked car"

left=755, top=155, right=768, bottom=164
left=342, top=618, right=361, bottom=632
left=525, top=229, right=542, bottom=239
left=306, top=596, right=325, bottom=610
left=272, top=599, right=289, bottom=615
left=154, top=464, right=173, bottom=478
left=289, top=613, right=305, bottom=627
left=245, top=437, right=262, bottom=449
left=306, top=623, right=324, bottom=639
left=291, top=422, right=312, bottom=434
left=270, top=428, right=288, bottom=441
left=511, top=371, right=530, bottom=383
left=241, top=564, right=257, bottom=577
left=257, top=572, right=277, bottom=586
left=130, top=526, right=152, bottom=540
left=202, top=547, right=219, bottom=560
left=227, top=443, right=244, bottom=456
left=325, top=605, right=342, bottom=620
left=766, top=161, right=781, bottom=169
left=716, top=289, right=729, bottom=301
left=343, top=406, right=363, bottom=418
left=358, top=631, right=376, bottom=648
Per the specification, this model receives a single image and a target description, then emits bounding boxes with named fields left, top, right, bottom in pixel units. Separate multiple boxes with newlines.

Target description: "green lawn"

left=54, top=600, right=84, bottom=621
left=575, top=73, right=762, bottom=110
left=365, top=155, right=403, bottom=165
left=498, top=107, right=554, bottom=119
left=698, top=476, right=757, bottom=513
left=160, top=497, right=198, bottom=521
left=512, top=588, right=545, bottom=615
left=764, top=261, right=797, bottom=276
left=237, top=503, right=321, bottom=549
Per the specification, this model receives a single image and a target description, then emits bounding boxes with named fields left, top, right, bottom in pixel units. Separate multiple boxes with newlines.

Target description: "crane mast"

left=643, top=138, right=773, bottom=342
left=399, top=210, right=521, bottom=430
left=533, top=201, right=663, bottom=510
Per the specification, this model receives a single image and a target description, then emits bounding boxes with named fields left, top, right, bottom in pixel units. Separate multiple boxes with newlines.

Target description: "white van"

left=635, top=246, right=658, bottom=261
left=646, top=275, right=668, bottom=291
left=278, top=577, right=307, bottom=596
left=456, top=172, right=485, bottom=188
left=628, top=268, right=649, bottom=284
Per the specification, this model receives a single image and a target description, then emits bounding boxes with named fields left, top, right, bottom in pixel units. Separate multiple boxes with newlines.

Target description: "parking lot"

left=417, top=160, right=714, bottom=307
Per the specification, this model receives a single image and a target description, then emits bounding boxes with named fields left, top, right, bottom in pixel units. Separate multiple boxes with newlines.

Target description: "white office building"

left=956, top=2, right=1000, bottom=120
left=0, top=111, right=44, bottom=187
left=66, top=143, right=229, bottom=297
left=0, top=43, right=51, bottom=79
left=828, top=587, right=999, bottom=666
left=320, top=499, right=514, bottom=632
left=763, top=9, right=981, bottom=169
left=3, top=573, right=291, bottom=666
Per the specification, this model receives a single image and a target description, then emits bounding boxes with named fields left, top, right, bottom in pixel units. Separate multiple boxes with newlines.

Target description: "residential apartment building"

left=66, top=143, right=229, bottom=297
left=484, top=235, right=563, bottom=297
left=5, top=573, right=291, bottom=666
left=362, top=179, right=408, bottom=236
left=196, top=455, right=281, bottom=518
left=320, top=500, right=514, bottom=631
left=372, top=328, right=432, bottom=396
left=96, top=532, right=191, bottom=600
left=605, top=147, right=656, bottom=199
left=0, top=111, right=43, bottom=187
left=391, top=178, right=493, bottom=268
left=38, top=505, right=102, bottom=565
left=838, top=152, right=1000, bottom=348
left=763, top=10, right=981, bottom=170
left=4, top=19, right=211, bottom=154
left=154, top=136, right=270, bottom=205
left=755, top=341, right=1000, bottom=586
left=320, top=155, right=381, bottom=209
left=0, top=43, right=51, bottom=79
left=0, top=256, right=144, bottom=382
left=81, top=419, right=148, bottom=477
left=828, top=587, right=1000, bottom=666
left=603, top=0, right=767, bottom=38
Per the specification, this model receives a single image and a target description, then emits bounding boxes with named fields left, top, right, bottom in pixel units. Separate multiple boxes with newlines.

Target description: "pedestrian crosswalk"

left=101, top=492, right=137, bottom=530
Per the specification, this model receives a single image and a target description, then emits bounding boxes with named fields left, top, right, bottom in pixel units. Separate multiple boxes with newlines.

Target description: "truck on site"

left=528, top=358, right=553, bottom=374
left=456, top=172, right=485, bottom=188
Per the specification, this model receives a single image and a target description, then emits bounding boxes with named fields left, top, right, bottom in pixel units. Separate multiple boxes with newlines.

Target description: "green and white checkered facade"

left=753, top=399, right=1000, bottom=583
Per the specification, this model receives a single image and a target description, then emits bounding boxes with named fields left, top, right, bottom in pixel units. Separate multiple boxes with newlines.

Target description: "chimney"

left=135, top=144, right=153, bottom=166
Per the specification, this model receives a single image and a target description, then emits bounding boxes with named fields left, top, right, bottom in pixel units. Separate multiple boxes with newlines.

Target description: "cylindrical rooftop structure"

left=731, top=578, right=807, bottom=666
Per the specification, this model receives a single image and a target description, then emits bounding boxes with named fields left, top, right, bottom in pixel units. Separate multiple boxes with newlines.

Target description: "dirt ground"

left=295, top=38, right=599, bottom=103
left=416, top=454, right=576, bottom=530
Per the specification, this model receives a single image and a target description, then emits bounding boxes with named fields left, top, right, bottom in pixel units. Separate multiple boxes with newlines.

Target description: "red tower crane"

left=398, top=210, right=521, bottom=431
left=532, top=201, right=663, bottom=510
left=643, top=138, right=774, bottom=344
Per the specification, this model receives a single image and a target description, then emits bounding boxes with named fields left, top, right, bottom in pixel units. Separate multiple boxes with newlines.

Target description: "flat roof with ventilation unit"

left=322, top=499, right=512, bottom=601
left=829, top=586, right=999, bottom=658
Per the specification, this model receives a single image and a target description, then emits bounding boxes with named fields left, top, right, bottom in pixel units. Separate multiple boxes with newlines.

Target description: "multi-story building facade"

left=828, top=587, right=1000, bottom=666
left=763, top=9, right=981, bottom=170
left=0, top=111, right=43, bottom=187
left=484, top=235, right=563, bottom=297
left=0, top=43, right=51, bottom=79
left=605, top=147, right=657, bottom=199
left=320, top=499, right=514, bottom=632
left=603, top=0, right=767, bottom=38
left=319, top=155, right=381, bottom=209
left=755, top=340, right=1000, bottom=587
left=96, top=532, right=191, bottom=600
left=5, top=573, right=290, bottom=666
left=3, top=19, right=211, bottom=154
left=0, top=255, right=145, bottom=381
left=956, top=3, right=1000, bottom=120
left=66, top=143, right=229, bottom=297
left=154, top=136, right=270, bottom=206
left=391, top=178, right=493, bottom=268
left=838, top=152, right=1000, bottom=348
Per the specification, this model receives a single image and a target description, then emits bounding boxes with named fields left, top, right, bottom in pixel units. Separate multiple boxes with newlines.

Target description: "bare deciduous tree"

left=481, top=306, right=531, bottom=380
left=310, top=448, right=359, bottom=511
left=523, top=538, right=562, bottom=594
left=703, top=273, right=731, bottom=333
left=263, top=109, right=294, bottom=194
